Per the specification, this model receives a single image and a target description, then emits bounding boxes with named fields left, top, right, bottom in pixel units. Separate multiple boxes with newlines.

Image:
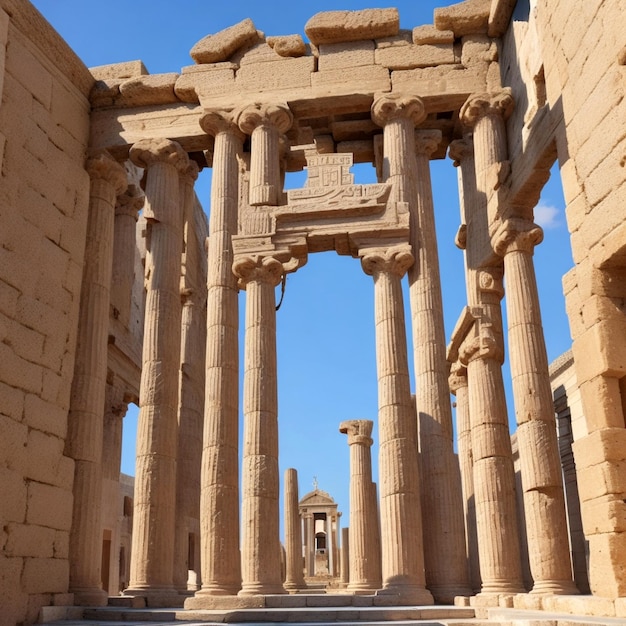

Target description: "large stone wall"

left=0, top=1, right=93, bottom=624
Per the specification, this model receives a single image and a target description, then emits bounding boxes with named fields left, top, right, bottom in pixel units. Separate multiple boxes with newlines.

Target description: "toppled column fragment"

left=190, top=18, right=259, bottom=64
left=305, top=8, right=399, bottom=45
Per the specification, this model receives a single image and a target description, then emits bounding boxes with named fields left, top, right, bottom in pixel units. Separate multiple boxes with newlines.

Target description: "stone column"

left=305, top=514, right=315, bottom=577
left=66, top=151, right=127, bottom=606
left=372, top=94, right=469, bottom=600
left=188, top=112, right=244, bottom=603
left=233, top=254, right=290, bottom=596
left=360, top=246, right=433, bottom=604
left=110, top=179, right=144, bottom=326
left=340, top=528, right=350, bottom=587
left=449, top=362, right=481, bottom=593
left=174, top=162, right=205, bottom=594
left=284, top=468, right=305, bottom=591
left=339, top=419, right=381, bottom=592
left=460, top=269, right=525, bottom=595
left=235, top=102, right=293, bottom=206
left=127, top=138, right=189, bottom=602
left=493, top=219, right=577, bottom=594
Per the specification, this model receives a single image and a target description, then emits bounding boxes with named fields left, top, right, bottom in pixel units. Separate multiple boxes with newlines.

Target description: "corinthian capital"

left=371, top=92, right=426, bottom=127
left=116, top=184, right=144, bottom=218
left=448, top=137, right=473, bottom=167
left=86, top=151, right=128, bottom=195
left=460, top=88, right=514, bottom=128
left=200, top=109, right=245, bottom=139
left=415, top=129, right=442, bottom=156
left=448, top=361, right=468, bottom=394
left=235, top=101, right=293, bottom=135
left=492, top=218, right=543, bottom=256
left=339, top=419, right=374, bottom=446
left=233, top=254, right=299, bottom=289
left=129, top=138, right=189, bottom=173
left=360, top=245, right=414, bottom=278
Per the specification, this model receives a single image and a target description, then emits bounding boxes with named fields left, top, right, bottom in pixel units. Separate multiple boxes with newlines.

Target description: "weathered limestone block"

left=572, top=428, right=626, bottom=468
left=267, top=35, right=306, bottom=58
left=412, top=25, right=455, bottom=45
left=175, top=64, right=238, bottom=103
left=572, top=320, right=626, bottom=383
left=577, top=460, right=626, bottom=503
left=234, top=42, right=285, bottom=65
left=434, top=0, right=491, bottom=37
left=305, top=8, right=399, bottom=45
left=375, top=30, right=412, bottom=48
left=118, top=73, right=180, bottom=106
left=587, top=532, right=626, bottom=597
left=318, top=41, right=375, bottom=71
left=376, top=43, right=455, bottom=70
left=236, top=56, right=314, bottom=93
left=90, top=60, right=147, bottom=81
left=89, top=78, right=121, bottom=108
left=312, top=64, right=389, bottom=94
left=190, top=18, right=259, bottom=64
left=461, top=35, right=498, bottom=66
left=581, top=497, right=626, bottom=536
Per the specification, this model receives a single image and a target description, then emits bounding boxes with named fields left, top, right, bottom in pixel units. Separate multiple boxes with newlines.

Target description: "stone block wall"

left=0, top=1, right=93, bottom=624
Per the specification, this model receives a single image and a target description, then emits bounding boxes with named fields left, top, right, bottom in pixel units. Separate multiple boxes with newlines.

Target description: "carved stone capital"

left=86, top=151, right=128, bottom=196
left=460, top=88, right=514, bottom=128
left=180, top=160, right=200, bottom=183
left=448, top=361, right=468, bottom=394
left=116, top=185, right=144, bottom=218
left=199, top=109, right=245, bottom=140
left=339, top=419, right=374, bottom=446
left=459, top=318, right=503, bottom=364
left=448, top=137, right=473, bottom=167
left=477, top=266, right=504, bottom=298
left=235, top=101, right=293, bottom=135
left=233, top=254, right=297, bottom=289
left=360, top=245, right=414, bottom=278
left=492, top=218, right=543, bottom=256
left=455, top=223, right=467, bottom=250
left=129, top=138, right=189, bottom=173
left=371, top=92, right=426, bottom=127
left=414, top=129, right=441, bottom=156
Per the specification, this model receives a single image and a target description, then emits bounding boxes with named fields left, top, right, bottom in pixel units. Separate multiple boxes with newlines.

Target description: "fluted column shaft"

left=174, top=162, right=204, bottom=593
left=449, top=363, right=481, bottom=593
left=236, top=102, right=293, bottom=206
left=340, top=419, right=381, bottom=592
left=372, top=94, right=468, bottom=600
left=111, top=184, right=144, bottom=326
left=461, top=274, right=524, bottom=594
left=67, top=152, right=127, bottom=606
left=284, top=468, right=305, bottom=591
left=127, top=138, right=189, bottom=596
left=361, top=246, right=433, bottom=604
left=235, top=255, right=286, bottom=595
left=494, top=220, right=577, bottom=594
left=340, top=528, right=350, bottom=586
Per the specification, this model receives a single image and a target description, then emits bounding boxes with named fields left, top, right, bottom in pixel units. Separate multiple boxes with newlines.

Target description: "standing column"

left=339, top=419, right=381, bottom=592
left=67, top=151, right=127, bottom=606
left=174, top=161, right=205, bottom=593
left=284, top=468, right=305, bottom=591
left=186, top=112, right=244, bottom=601
left=340, top=528, right=350, bottom=587
left=372, top=94, right=469, bottom=601
left=460, top=269, right=525, bottom=595
left=493, top=219, right=577, bottom=594
left=235, top=102, right=293, bottom=206
left=233, top=254, right=290, bottom=596
left=305, top=514, right=315, bottom=577
left=126, top=139, right=189, bottom=602
left=360, top=246, right=433, bottom=604
left=449, top=362, right=481, bottom=593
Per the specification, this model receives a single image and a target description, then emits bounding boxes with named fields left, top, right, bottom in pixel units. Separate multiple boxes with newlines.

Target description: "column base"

left=239, top=583, right=286, bottom=596
left=347, top=583, right=382, bottom=595
left=375, top=584, right=434, bottom=605
left=479, top=581, right=526, bottom=595
left=283, top=582, right=306, bottom=593
left=429, top=583, right=473, bottom=604
left=530, top=580, right=579, bottom=595
left=123, top=587, right=184, bottom=608
left=71, top=588, right=108, bottom=607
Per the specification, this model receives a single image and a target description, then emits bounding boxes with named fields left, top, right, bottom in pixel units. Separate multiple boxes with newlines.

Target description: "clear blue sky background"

left=32, top=1, right=574, bottom=534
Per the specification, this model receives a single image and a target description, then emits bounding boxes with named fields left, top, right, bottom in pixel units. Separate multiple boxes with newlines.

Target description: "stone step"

left=76, top=605, right=475, bottom=623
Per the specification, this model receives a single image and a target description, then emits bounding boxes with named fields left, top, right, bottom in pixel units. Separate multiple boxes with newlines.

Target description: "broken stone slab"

left=412, top=25, right=455, bottom=45
left=118, top=73, right=180, bottom=107
left=305, top=8, right=399, bottom=45
left=267, top=35, right=307, bottom=58
left=90, top=60, right=147, bottom=81
left=190, top=18, right=260, bottom=64
left=434, top=0, right=490, bottom=37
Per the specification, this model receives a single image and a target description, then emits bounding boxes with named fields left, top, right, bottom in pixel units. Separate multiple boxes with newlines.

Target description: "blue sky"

left=32, top=1, right=574, bottom=532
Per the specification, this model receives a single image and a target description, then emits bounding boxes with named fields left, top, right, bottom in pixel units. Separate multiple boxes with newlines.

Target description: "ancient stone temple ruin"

left=1, top=0, right=626, bottom=624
